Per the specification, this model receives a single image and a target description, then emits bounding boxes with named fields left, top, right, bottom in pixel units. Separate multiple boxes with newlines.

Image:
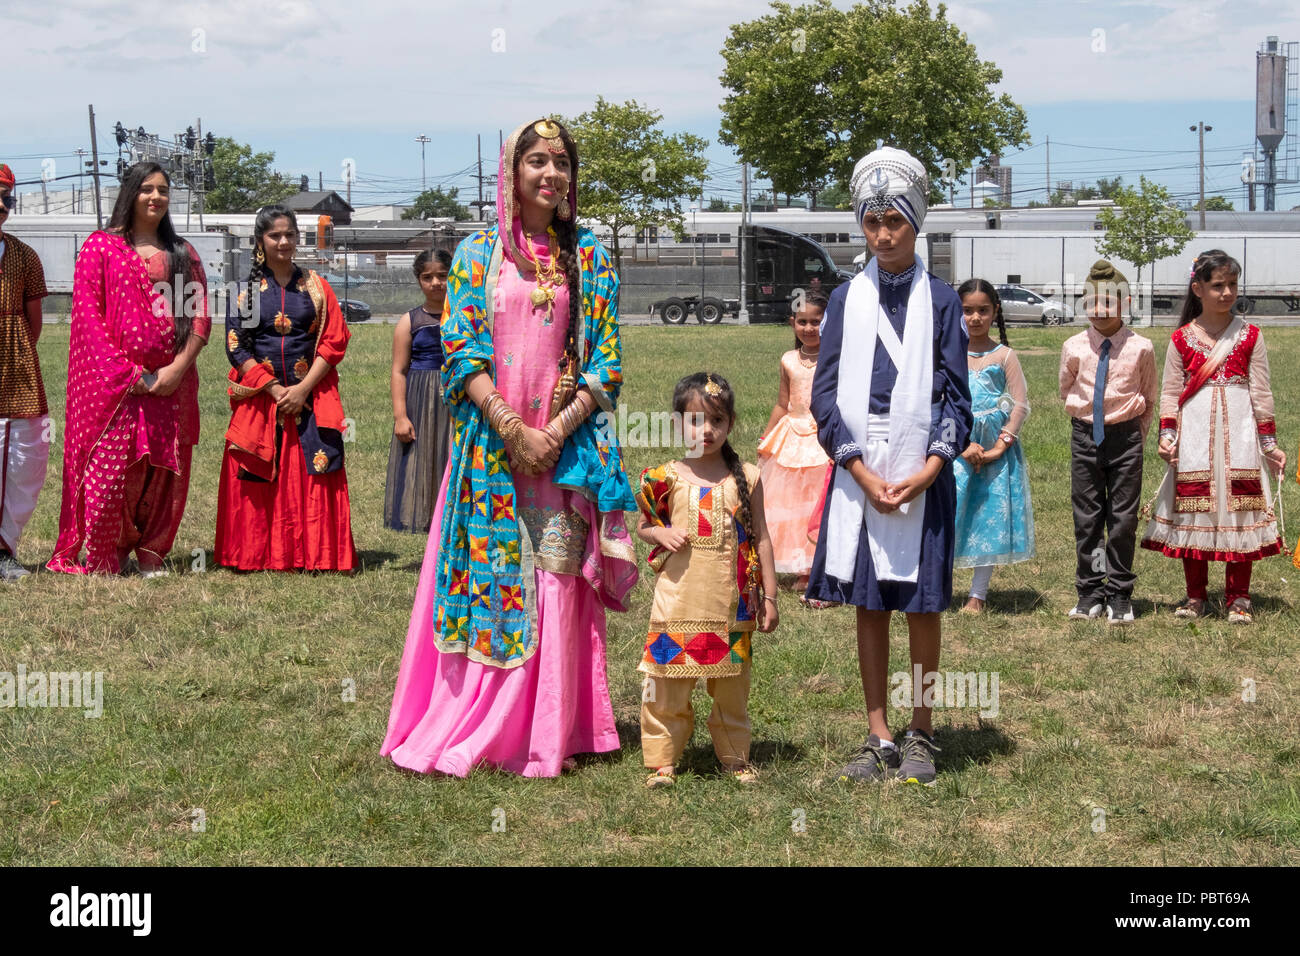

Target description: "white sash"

left=824, top=257, right=933, bottom=583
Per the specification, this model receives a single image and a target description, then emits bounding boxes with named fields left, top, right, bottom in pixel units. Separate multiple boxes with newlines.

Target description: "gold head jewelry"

left=534, top=120, right=566, bottom=155
left=704, top=375, right=722, bottom=397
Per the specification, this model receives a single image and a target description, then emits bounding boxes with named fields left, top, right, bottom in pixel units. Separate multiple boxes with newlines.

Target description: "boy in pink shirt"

left=1059, top=260, right=1157, bottom=624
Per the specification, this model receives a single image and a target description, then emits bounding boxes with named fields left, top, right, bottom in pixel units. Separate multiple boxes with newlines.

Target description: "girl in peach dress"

left=758, top=291, right=832, bottom=606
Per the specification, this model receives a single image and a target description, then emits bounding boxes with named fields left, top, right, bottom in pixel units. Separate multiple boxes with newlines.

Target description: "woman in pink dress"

left=48, top=162, right=209, bottom=576
left=381, top=118, right=638, bottom=778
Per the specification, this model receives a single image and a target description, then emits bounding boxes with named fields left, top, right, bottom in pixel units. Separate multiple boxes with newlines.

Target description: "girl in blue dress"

left=385, top=249, right=452, bottom=533
left=952, top=279, right=1035, bottom=613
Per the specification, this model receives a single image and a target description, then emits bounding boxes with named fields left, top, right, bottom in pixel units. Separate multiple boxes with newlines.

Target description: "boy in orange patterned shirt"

left=0, top=163, right=50, bottom=581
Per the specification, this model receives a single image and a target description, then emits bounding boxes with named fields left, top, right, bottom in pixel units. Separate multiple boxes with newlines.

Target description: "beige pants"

left=640, top=664, right=751, bottom=769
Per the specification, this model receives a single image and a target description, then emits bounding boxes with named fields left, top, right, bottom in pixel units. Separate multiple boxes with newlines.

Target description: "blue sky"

left=7, top=0, right=1300, bottom=210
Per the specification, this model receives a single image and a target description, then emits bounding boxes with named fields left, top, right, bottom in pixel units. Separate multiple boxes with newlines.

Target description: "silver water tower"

left=1257, top=36, right=1297, bottom=211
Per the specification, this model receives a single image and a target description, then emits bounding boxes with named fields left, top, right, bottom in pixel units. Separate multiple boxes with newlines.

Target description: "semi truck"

left=651, top=224, right=854, bottom=324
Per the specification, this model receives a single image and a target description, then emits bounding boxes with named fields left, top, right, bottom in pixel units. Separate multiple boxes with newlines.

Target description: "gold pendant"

left=530, top=287, right=549, bottom=307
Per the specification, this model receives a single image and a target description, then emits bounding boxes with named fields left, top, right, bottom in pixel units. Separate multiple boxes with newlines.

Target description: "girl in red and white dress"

left=1141, top=249, right=1285, bottom=623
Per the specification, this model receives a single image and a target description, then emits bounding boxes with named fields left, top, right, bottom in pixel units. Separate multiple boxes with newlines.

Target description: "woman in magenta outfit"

left=381, top=118, right=638, bottom=777
left=48, top=162, right=209, bottom=576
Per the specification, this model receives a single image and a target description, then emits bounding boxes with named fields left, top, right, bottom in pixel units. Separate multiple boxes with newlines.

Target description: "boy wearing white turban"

left=808, top=147, right=972, bottom=786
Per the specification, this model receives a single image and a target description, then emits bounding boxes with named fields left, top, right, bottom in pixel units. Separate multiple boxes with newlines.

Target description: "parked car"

left=320, top=272, right=368, bottom=286
left=994, top=284, right=1074, bottom=325
left=341, top=299, right=371, bottom=323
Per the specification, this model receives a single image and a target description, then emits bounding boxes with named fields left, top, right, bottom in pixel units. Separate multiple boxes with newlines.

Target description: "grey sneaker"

left=838, top=734, right=901, bottom=783
left=0, top=551, right=30, bottom=582
left=896, top=729, right=941, bottom=786
left=1107, top=596, right=1135, bottom=626
left=1067, top=601, right=1104, bottom=620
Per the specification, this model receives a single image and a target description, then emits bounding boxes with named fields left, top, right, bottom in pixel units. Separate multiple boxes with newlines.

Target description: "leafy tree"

left=563, top=97, right=709, bottom=272
left=719, top=0, right=1028, bottom=204
left=1096, top=176, right=1124, bottom=200
left=817, top=181, right=853, bottom=210
left=1200, top=195, right=1233, bottom=211
left=707, top=196, right=741, bottom=212
left=1095, top=175, right=1193, bottom=319
left=402, top=186, right=471, bottom=221
left=205, top=137, right=298, bottom=213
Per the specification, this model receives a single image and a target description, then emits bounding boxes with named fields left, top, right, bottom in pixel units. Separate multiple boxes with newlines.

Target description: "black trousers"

left=1070, top=417, right=1144, bottom=603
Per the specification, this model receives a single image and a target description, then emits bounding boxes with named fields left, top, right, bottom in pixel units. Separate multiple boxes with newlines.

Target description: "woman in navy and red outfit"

left=215, top=204, right=356, bottom=571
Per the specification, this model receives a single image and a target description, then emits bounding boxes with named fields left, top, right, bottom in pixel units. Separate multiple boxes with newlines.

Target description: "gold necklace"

left=520, top=227, right=564, bottom=319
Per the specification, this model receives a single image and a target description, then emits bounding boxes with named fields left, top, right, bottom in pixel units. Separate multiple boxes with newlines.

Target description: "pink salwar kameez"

left=48, top=232, right=208, bottom=575
left=382, top=252, right=633, bottom=777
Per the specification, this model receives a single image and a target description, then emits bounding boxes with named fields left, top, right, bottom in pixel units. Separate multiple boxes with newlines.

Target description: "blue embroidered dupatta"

left=434, top=224, right=637, bottom=668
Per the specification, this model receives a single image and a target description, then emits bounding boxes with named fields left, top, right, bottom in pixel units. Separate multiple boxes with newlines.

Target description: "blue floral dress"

left=953, top=344, right=1035, bottom=568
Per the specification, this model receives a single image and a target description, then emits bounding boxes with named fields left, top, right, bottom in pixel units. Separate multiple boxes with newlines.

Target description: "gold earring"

left=557, top=197, right=571, bottom=221
left=254, top=245, right=265, bottom=265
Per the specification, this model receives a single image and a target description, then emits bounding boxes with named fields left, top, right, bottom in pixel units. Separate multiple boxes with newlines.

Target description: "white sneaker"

left=1067, top=602, right=1104, bottom=620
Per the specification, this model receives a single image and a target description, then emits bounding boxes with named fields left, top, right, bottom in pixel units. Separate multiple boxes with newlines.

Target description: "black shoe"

left=0, top=550, right=30, bottom=582
left=838, top=734, right=900, bottom=783
left=1107, top=596, right=1135, bottom=626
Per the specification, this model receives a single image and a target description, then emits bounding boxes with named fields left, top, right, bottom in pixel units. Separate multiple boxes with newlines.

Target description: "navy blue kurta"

left=805, top=268, right=973, bottom=611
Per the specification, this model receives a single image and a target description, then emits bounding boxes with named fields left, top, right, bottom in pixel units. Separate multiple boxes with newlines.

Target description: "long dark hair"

left=108, top=161, right=193, bottom=352
left=1178, top=249, right=1241, bottom=326
left=515, top=120, right=581, bottom=379
left=793, top=289, right=829, bottom=349
left=956, top=277, right=1008, bottom=346
left=672, top=372, right=753, bottom=545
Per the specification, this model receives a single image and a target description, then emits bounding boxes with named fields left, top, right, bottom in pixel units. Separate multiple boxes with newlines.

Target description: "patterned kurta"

left=435, top=224, right=638, bottom=668
left=0, top=234, right=49, bottom=418
left=636, top=462, right=760, bottom=679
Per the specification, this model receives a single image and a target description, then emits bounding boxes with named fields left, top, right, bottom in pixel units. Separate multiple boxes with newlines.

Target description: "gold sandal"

left=645, top=766, right=675, bottom=789
left=1173, top=597, right=1207, bottom=619
left=1227, top=599, right=1253, bottom=625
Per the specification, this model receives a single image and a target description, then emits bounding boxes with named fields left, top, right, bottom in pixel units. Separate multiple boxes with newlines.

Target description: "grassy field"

left=2, top=320, right=1298, bottom=866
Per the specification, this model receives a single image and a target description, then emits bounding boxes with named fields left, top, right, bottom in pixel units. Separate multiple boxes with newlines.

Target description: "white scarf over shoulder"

left=824, top=256, right=933, bottom=583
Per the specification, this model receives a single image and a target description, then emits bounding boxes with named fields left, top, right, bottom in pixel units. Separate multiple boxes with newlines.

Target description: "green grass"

left=2, top=321, right=1298, bottom=865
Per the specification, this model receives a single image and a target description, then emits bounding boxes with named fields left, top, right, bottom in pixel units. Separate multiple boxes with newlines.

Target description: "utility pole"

left=88, top=104, right=104, bottom=228
left=415, top=134, right=431, bottom=191
left=74, top=148, right=87, bottom=213
left=1045, top=135, right=1051, bottom=205
left=739, top=162, right=750, bottom=325
left=1191, top=121, right=1212, bottom=230
left=318, top=172, right=323, bottom=192
left=477, top=133, right=485, bottom=218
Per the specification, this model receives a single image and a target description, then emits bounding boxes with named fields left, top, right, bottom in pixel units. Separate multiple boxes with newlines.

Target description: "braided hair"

left=956, top=277, right=1008, bottom=345
left=672, top=372, right=753, bottom=545
left=516, top=120, right=581, bottom=379
left=107, top=161, right=194, bottom=354
left=1179, top=249, right=1241, bottom=326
